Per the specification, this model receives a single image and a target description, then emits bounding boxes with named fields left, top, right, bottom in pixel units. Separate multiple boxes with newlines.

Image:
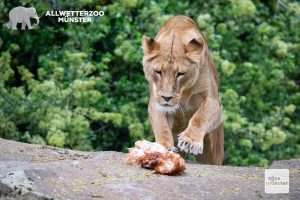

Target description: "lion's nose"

left=162, top=95, right=173, bottom=102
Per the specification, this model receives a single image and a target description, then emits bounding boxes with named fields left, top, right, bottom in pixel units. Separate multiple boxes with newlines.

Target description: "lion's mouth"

left=161, top=104, right=173, bottom=107
left=155, top=102, right=180, bottom=114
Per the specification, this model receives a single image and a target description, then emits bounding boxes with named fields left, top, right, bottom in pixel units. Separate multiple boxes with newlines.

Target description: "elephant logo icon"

left=7, top=6, right=39, bottom=30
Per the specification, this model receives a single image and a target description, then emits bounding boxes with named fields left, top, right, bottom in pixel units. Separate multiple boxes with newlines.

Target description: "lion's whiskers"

left=178, top=102, right=186, bottom=118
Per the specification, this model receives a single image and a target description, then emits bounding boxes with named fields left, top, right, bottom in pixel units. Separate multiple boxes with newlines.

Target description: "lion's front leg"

left=178, top=97, right=222, bottom=155
left=148, top=103, right=175, bottom=150
left=178, top=125, right=205, bottom=155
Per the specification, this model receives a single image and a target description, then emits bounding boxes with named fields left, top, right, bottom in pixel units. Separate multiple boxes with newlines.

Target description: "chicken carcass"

left=126, top=140, right=186, bottom=175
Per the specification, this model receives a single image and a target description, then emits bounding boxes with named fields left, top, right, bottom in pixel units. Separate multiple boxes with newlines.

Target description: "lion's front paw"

left=177, top=127, right=204, bottom=155
left=169, top=146, right=179, bottom=152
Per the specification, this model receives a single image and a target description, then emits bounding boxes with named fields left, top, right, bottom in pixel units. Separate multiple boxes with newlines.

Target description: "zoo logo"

left=7, top=6, right=39, bottom=30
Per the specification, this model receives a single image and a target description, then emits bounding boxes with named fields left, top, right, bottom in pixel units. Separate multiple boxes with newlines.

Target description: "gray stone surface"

left=0, top=138, right=299, bottom=200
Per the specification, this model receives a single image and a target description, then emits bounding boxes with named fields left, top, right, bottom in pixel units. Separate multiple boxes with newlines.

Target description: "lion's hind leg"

left=195, top=124, right=224, bottom=165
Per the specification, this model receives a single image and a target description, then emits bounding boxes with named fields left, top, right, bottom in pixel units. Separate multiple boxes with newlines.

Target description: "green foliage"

left=0, top=0, right=299, bottom=166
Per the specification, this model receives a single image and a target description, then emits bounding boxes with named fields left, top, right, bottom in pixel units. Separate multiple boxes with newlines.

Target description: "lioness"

left=142, top=16, right=224, bottom=165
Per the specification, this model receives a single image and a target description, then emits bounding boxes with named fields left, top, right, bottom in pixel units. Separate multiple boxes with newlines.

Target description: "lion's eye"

left=177, top=72, right=185, bottom=77
left=155, top=70, right=162, bottom=75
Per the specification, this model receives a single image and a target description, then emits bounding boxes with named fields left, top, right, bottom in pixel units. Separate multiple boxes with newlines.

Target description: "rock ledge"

left=0, top=138, right=299, bottom=199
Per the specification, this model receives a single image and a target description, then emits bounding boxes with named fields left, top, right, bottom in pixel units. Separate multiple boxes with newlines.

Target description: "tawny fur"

left=126, top=140, right=186, bottom=175
left=142, top=16, right=224, bottom=165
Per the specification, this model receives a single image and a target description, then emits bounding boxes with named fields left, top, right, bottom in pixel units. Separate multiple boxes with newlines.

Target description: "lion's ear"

left=185, top=37, right=203, bottom=53
left=185, top=37, right=204, bottom=63
left=142, top=35, right=160, bottom=54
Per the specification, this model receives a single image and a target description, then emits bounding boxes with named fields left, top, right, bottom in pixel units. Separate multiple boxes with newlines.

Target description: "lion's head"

left=142, top=18, right=215, bottom=113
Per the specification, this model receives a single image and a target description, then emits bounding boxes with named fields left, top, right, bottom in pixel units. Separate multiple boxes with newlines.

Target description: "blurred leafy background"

left=0, top=0, right=299, bottom=167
